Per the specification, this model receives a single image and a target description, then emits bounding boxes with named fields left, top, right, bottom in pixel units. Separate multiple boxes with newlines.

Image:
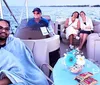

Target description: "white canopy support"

left=19, top=0, right=27, bottom=24
left=25, top=0, right=28, bottom=22
left=19, top=0, right=29, bottom=24
left=0, top=0, right=3, bottom=19
left=19, top=7, right=24, bottom=24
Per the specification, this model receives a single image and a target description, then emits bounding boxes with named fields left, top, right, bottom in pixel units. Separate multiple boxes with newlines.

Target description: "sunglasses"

left=33, top=12, right=40, bottom=15
left=0, top=26, right=10, bottom=31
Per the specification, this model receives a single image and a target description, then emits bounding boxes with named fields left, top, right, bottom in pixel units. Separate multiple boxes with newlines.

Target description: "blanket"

left=0, top=48, right=26, bottom=84
left=3, top=35, right=49, bottom=85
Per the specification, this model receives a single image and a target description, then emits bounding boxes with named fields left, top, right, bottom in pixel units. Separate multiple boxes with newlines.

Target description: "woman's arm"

left=63, top=18, right=69, bottom=33
left=64, top=18, right=69, bottom=28
left=77, top=19, right=80, bottom=30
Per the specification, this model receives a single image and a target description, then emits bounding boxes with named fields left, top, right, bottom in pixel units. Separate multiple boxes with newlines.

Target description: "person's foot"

left=69, top=44, right=74, bottom=49
left=75, top=47, right=81, bottom=53
left=76, top=36, right=80, bottom=40
left=77, top=46, right=82, bottom=50
left=76, top=47, right=80, bottom=51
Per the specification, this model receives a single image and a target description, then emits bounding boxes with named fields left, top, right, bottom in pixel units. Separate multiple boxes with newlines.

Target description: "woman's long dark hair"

left=71, top=11, right=79, bottom=18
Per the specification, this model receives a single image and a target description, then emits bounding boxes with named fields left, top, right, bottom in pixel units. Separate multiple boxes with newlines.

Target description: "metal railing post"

left=0, top=0, right=3, bottom=19
left=25, top=0, right=28, bottom=22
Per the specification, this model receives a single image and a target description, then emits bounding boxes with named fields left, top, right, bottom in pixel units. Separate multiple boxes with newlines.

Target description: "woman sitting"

left=64, top=11, right=80, bottom=49
left=78, top=11, right=93, bottom=50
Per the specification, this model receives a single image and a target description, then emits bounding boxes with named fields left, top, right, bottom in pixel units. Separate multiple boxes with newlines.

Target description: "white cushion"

left=94, top=24, right=100, bottom=33
left=86, top=33, right=100, bottom=64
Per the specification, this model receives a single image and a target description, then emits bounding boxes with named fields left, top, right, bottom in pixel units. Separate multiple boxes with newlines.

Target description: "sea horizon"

left=2, top=6, right=100, bottom=33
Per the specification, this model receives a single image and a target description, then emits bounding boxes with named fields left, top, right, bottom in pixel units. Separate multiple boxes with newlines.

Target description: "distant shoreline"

left=40, top=5, right=100, bottom=7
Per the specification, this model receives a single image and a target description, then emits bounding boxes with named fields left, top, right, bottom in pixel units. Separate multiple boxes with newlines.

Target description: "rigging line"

left=3, top=0, right=19, bottom=25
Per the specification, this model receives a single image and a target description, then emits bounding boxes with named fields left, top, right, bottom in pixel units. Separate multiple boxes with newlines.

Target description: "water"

left=2, top=6, right=100, bottom=33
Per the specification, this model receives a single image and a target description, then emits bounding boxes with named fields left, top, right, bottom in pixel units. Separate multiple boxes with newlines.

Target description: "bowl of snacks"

left=64, top=49, right=85, bottom=73
left=70, top=64, right=83, bottom=73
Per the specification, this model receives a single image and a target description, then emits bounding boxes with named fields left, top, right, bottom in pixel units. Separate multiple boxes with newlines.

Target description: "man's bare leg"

left=0, top=77, right=12, bottom=85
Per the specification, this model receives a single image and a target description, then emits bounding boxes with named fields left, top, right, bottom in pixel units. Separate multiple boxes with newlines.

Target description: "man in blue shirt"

left=27, top=7, right=49, bottom=30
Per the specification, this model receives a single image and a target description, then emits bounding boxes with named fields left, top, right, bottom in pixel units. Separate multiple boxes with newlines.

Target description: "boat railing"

left=0, top=0, right=30, bottom=34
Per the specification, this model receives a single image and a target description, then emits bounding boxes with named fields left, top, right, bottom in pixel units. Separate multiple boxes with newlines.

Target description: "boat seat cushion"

left=94, top=24, right=100, bottom=33
left=56, top=20, right=80, bottom=45
left=42, top=15, right=51, bottom=21
left=86, top=33, right=100, bottom=64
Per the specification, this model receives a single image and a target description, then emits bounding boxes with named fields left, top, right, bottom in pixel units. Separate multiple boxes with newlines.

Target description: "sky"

left=2, top=0, right=100, bottom=6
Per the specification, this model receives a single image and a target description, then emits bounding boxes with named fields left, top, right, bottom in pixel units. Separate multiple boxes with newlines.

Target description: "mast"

left=0, top=0, right=3, bottom=19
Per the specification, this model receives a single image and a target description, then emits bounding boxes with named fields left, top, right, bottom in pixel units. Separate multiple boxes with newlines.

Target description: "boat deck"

left=60, top=39, right=87, bottom=58
left=16, top=18, right=100, bottom=67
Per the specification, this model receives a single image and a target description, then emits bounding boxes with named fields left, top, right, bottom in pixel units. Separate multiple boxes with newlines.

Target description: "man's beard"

left=0, top=43, right=6, bottom=48
left=0, top=37, right=7, bottom=48
left=0, top=32, right=8, bottom=40
left=0, top=37, right=7, bottom=40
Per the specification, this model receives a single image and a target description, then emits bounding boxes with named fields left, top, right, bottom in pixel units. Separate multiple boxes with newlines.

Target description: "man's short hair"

left=0, top=19, right=10, bottom=27
left=32, top=7, right=42, bottom=13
